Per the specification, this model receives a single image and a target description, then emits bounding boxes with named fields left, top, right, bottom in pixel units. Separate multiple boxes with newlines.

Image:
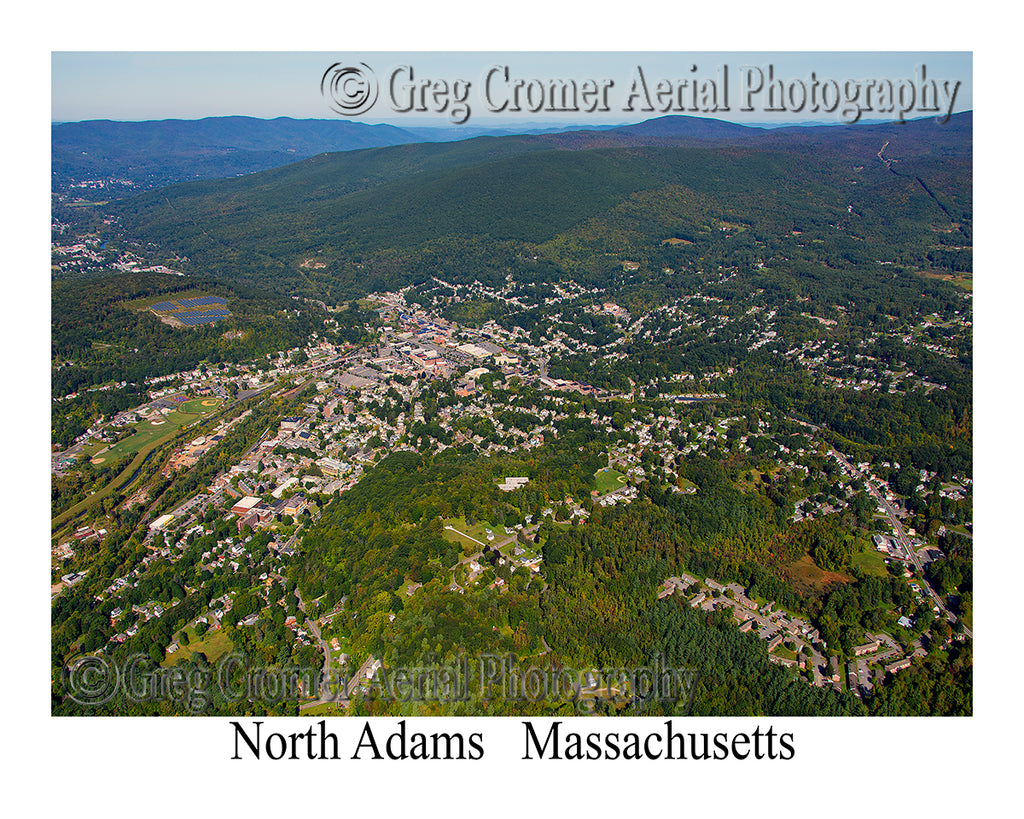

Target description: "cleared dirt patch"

left=781, top=552, right=851, bottom=596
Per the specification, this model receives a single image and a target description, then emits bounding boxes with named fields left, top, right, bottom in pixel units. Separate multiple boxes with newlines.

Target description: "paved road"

left=789, top=417, right=971, bottom=640
left=871, top=489, right=971, bottom=638
left=293, top=582, right=341, bottom=711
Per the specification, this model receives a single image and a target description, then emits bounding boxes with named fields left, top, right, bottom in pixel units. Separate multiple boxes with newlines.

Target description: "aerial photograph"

left=50, top=51, right=974, bottom=723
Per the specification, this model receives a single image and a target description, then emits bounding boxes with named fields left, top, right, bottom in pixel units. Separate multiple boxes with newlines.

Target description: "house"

left=885, top=657, right=912, bottom=676
left=853, top=640, right=881, bottom=656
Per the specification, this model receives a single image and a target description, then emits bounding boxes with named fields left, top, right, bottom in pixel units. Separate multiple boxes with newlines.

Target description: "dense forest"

left=105, top=114, right=971, bottom=301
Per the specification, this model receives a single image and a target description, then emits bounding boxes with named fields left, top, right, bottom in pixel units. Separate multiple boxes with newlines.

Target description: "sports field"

left=594, top=466, right=627, bottom=494
left=91, top=397, right=222, bottom=464
left=54, top=396, right=225, bottom=532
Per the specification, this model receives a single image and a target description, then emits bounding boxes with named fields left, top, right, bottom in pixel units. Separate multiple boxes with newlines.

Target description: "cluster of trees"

left=868, top=639, right=972, bottom=716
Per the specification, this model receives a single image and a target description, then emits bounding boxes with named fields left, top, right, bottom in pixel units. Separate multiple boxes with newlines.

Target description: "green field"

left=90, top=398, right=221, bottom=465
left=851, top=546, right=889, bottom=578
left=594, top=466, right=627, bottom=494
left=441, top=517, right=503, bottom=549
left=163, top=626, right=233, bottom=667
left=771, top=644, right=799, bottom=662
left=53, top=396, right=223, bottom=532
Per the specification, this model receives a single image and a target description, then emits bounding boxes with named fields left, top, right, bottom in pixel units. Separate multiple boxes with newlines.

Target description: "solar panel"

left=172, top=310, right=225, bottom=325
left=179, top=296, right=228, bottom=308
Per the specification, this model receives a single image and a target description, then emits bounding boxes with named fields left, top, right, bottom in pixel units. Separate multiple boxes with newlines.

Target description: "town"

left=52, top=263, right=972, bottom=711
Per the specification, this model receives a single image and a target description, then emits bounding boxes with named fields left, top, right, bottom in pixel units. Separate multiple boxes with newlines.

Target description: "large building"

left=230, top=496, right=262, bottom=516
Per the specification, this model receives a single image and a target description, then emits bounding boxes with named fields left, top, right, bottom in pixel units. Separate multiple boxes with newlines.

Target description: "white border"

left=15, top=3, right=1019, bottom=815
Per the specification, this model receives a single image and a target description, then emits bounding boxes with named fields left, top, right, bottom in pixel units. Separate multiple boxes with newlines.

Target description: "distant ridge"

left=53, top=111, right=972, bottom=196
left=608, top=115, right=763, bottom=139
left=52, top=116, right=424, bottom=191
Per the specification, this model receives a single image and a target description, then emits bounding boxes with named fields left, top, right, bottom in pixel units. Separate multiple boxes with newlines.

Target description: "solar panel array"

left=150, top=295, right=228, bottom=313
left=179, top=296, right=227, bottom=308
left=172, top=309, right=229, bottom=326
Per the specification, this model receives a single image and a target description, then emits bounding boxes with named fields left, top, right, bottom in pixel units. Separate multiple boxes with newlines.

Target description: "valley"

left=51, top=112, right=972, bottom=717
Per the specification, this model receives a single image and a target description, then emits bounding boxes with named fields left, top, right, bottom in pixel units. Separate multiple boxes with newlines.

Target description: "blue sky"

left=52, top=51, right=972, bottom=127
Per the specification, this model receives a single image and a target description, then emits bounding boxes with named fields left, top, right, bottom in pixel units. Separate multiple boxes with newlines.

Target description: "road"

left=293, top=581, right=343, bottom=711
left=789, top=417, right=970, bottom=639
left=446, top=522, right=542, bottom=590
left=872, top=489, right=970, bottom=637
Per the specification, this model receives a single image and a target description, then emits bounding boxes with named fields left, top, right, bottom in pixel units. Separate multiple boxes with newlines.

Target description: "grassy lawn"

left=92, top=398, right=220, bottom=464
left=772, top=645, right=799, bottom=662
left=594, top=466, right=627, bottom=494
left=441, top=516, right=502, bottom=548
left=441, top=527, right=482, bottom=551
left=163, top=626, right=233, bottom=667
left=91, top=414, right=188, bottom=464
left=851, top=546, right=889, bottom=578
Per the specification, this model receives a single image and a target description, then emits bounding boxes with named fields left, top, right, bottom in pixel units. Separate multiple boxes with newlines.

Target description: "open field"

left=163, top=627, right=233, bottom=667
left=594, top=466, right=627, bottom=494
left=91, top=398, right=221, bottom=464
left=782, top=552, right=852, bottom=596
left=442, top=516, right=503, bottom=550
left=53, top=396, right=224, bottom=532
left=851, top=545, right=889, bottom=578
left=916, top=270, right=972, bottom=290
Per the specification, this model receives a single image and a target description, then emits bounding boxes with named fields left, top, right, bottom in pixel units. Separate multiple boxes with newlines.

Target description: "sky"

left=52, top=51, right=972, bottom=127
